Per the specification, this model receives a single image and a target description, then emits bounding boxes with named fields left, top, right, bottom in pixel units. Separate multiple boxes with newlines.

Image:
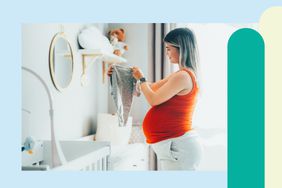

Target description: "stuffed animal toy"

left=108, top=28, right=128, bottom=56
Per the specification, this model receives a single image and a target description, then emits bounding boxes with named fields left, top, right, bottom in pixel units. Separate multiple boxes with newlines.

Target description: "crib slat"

left=92, top=163, right=96, bottom=170
left=106, top=156, right=110, bottom=170
left=97, top=159, right=101, bottom=170
left=85, top=166, right=90, bottom=171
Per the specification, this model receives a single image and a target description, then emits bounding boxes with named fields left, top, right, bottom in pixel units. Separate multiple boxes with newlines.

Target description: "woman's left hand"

left=132, top=66, right=144, bottom=80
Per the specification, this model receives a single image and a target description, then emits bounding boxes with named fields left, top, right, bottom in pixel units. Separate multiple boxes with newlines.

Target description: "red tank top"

left=142, top=68, right=199, bottom=144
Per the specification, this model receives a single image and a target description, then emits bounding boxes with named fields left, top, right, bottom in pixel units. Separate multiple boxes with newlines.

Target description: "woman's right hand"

left=107, top=65, right=113, bottom=77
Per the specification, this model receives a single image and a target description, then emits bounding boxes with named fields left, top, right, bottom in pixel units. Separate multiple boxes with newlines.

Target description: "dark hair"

left=164, top=28, right=199, bottom=74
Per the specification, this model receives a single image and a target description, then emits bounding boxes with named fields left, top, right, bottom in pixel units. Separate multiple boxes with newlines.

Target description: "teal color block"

left=228, top=29, right=264, bottom=188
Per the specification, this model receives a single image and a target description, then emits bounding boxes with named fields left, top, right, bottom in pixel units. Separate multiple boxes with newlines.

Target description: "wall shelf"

left=78, top=49, right=127, bottom=84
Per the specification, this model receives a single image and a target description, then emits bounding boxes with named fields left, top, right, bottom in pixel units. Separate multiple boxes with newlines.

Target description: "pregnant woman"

left=108, top=28, right=203, bottom=170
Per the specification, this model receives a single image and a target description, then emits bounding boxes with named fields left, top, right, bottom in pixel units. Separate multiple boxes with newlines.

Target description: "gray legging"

left=150, top=130, right=203, bottom=170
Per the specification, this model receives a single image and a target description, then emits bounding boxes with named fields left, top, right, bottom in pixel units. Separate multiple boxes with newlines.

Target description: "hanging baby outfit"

left=109, top=63, right=141, bottom=126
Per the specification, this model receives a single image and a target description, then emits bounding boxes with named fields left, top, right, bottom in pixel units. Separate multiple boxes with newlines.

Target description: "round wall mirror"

left=49, top=32, right=74, bottom=91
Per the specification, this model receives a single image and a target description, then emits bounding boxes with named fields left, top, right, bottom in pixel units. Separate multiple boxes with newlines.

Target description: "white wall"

left=107, top=24, right=150, bottom=126
left=176, top=23, right=257, bottom=131
left=22, top=23, right=110, bottom=142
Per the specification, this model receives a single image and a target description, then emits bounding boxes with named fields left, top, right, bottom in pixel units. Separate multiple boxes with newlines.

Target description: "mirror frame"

left=49, top=32, right=74, bottom=92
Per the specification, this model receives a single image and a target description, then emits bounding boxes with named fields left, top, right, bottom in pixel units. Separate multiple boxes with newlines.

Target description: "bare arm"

left=141, top=71, right=192, bottom=106
left=148, top=73, right=174, bottom=92
left=108, top=65, right=172, bottom=92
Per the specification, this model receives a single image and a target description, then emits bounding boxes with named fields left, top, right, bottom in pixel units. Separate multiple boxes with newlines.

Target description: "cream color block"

left=259, top=7, right=282, bottom=188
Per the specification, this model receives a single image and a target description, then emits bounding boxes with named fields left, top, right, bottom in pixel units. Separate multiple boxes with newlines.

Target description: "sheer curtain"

left=147, top=23, right=176, bottom=170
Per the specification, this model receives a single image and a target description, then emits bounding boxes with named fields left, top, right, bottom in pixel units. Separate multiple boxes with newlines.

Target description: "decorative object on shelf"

left=49, top=25, right=74, bottom=92
left=108, top=28, right=128, bottom=57
left=77, top=26, right=128, bottom=86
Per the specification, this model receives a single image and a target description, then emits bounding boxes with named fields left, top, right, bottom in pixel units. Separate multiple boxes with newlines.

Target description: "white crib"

left=22, top=67, right=111, bottom=171
left=22, top=140, right=111, bottom=171
left=74, top=134, right=149, bottom=171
